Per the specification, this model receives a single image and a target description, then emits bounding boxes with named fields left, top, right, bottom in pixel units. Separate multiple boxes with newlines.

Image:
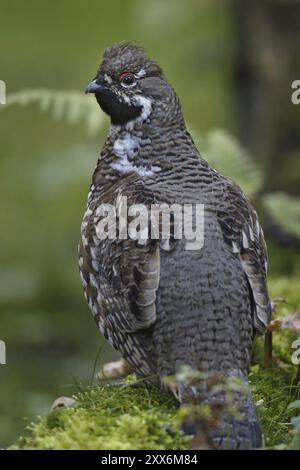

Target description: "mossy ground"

left=12, top=380, right=190, bottom=450
left=12, top=277, right=300, bottom=450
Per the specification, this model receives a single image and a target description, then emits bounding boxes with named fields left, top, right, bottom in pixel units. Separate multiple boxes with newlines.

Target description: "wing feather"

left=218, top=182, right=272, bottom=333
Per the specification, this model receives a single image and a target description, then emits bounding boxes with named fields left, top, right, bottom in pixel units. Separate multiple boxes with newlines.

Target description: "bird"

left=79, top=42, right=272, bottom=449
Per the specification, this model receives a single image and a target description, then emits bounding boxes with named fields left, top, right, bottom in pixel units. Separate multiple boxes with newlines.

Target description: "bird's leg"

left=264, top=297, right=286, bottom=368
left=264, top=331, right=273, bottom=368
left=96, top=358, right=132, bottom=381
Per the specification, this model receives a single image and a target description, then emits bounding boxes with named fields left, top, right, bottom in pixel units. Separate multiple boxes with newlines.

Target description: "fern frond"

left=193, top=129, right=263, bottom=198
left=3, top=89, right=105, bottom=136
left=262, top=192, right=300, bottom=239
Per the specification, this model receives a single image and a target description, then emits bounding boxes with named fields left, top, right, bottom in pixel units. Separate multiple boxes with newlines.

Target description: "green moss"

left=11, top=381, right=190, bottom=450
left=250, top=365, right=297, bottom=448
left=250, top=276, right=300, bottom=448
left=11, top=276, right=300, bottom=450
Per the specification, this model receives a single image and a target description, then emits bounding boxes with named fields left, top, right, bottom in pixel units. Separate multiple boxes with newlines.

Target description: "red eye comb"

left=119, top=71, right=134, bottom=80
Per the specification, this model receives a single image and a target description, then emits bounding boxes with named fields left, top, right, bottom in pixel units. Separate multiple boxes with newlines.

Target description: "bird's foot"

left=96, top=358, right=132, bottom=381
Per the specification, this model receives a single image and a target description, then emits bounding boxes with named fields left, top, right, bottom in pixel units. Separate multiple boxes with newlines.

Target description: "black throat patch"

left=95, top=89, right=142, bottom=125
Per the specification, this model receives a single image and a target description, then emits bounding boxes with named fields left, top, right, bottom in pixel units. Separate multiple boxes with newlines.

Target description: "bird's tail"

left=174, top=369, right=262, bottom=450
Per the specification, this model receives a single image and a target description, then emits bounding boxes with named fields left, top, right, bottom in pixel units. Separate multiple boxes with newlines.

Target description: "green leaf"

left=262, top=192, right=300, bottom=239
left=287, top=400, right=300, bottom=411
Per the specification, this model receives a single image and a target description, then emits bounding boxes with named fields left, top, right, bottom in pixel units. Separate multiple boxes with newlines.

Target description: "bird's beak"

left=85, top=79, right=103, bottom=94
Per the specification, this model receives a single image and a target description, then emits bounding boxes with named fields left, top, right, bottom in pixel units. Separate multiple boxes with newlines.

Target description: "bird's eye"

left=119, top=72, right=136, bottom=87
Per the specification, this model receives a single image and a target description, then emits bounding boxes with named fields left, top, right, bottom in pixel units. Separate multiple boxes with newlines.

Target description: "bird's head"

left=85, top=42, right=182, bottom=127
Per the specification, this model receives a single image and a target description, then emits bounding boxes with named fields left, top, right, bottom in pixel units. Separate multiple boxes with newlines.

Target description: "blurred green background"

left=0, top=0, right=299, bottom=447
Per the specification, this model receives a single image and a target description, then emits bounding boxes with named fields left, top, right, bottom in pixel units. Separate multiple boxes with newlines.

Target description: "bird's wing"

left=80, top=178, right=161, bottom=335
left=116, top=239, right=160, bottom=333
left=217, top=181, right=272, bottom=333
left=111, top=181, right=162, bottom=333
